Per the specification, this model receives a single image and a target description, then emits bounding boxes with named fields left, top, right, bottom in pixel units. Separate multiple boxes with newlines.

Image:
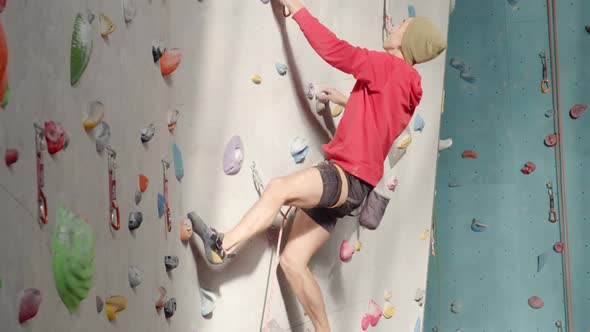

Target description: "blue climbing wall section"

left=557, top=0, right=590, bottom=330
left=424, top=0, right=570, bottom=330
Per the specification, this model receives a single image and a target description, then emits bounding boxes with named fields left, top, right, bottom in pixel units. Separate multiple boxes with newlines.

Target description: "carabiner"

left=283, top=5, right=291, bottom=17
left=547, top=180, right=557, bottom=223
left=162, top=159, right=172, bottom=232
left=34, top=123, right=48, bottom=225
left=540, top=51, right=550, bottom=93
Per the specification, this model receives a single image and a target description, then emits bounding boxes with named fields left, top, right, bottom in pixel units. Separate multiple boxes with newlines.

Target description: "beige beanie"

left=401, top=17, right=447, bottom=65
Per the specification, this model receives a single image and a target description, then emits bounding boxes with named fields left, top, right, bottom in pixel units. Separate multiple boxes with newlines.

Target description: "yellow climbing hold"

left=354, top=241, right=362, bottom=251
left=331, top=104, right=344, bottom=117
left=384, top=290, right=392, bottom=301
left=211, top=251, right=223, bottom=264
left=420, top=229, right=430, bottom=240
left=99, top=14, right=116, bottom=37
left=382, top=302, right=395, bottom=319
left=397, top=134, right=412, bottom=149
left=251, top=74, right=262, bottom=85
left=105, top=296, right=127, bottom=321
left=83, top=101, right=105, bottom=130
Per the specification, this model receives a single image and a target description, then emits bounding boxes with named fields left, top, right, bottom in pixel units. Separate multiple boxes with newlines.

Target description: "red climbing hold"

left=462, top=150, right=477, bottom=159
left=553, top=242, right=564, bottom=253
left=544, top=134, right=558, bottom=147
left=521, top=162, right=536, bottom=175
left=19, top=288, right=42, bottom=324
left=0, top=0, right=6, bottom=13
left=44, top=121, right=67, bottom=154
left=160, top=49, right=182, bottom=76
left=139, top=174, right=149, bottom=193
left=5, top=148, right=18, bottom=166
left=528, top=296, right=544, bottom=309
left=570, top=104, right=586, bottom=119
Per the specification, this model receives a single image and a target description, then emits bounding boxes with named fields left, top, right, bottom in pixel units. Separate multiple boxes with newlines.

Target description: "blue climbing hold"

left=537, top=252, right=549, bottom=272
left=471, top=218, right=489, bottom=232
left=157, top=193, right=165, bottom=218
left=414, top=317, right=421, bottom=332
left=408, top=5, right=416, bottom=18
left=413, top=114, right=425, bottom=132
left=275, top=63, right=288, bottom=76
left=172, top=142, right=184, bottom=181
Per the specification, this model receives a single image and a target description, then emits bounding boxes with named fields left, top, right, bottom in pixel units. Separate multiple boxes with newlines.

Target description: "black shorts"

left=302, top=160, right=373, bottom=232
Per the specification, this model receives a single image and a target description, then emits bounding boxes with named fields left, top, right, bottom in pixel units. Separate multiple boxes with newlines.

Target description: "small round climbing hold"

left=167, top=109, right=180, bottom=132
left=134, top=190, right=142, bottom=205
left=140, top=124, right=156, bottom=143
left=251, top=74, right=262, bottom=84
left=180, top=217, right=193, bottom=241
left=586, top=25, right=590, bottom=34
left=5, top=148, right=18, bottom=166
left=570, top=104, right=586, bottom=119
left=164, top=255, right=179, bottom=271
left=45, top=121, right=68, bottom=154
left=96, top=296, right=103, bottom=313
left=339, top=240, right=354, bottom=261
left=128, top=212, right=143, bottom=231
left=160, top=49, right=182, bottom=76
left=553, top=242, right=564, bottom=253
left=290, top=137, right=309, bottom=164
left=544, top=133, right=558, bottom=147
left=450, top=300, right=463, bottom=314
left=528, top=296, right=544, bottom=309
left=521, top=161, right=536, bottom=175
left=275, top=62, right=288, bottom=76
left=471, top=218, right=489, bottom=232
left=387, top=177, right=398, bottom=191
left=462, top=150, right=477, bottom=159
left=128, top=265, right=142, bottom=288
left=354, top=241, right=362, bottom=251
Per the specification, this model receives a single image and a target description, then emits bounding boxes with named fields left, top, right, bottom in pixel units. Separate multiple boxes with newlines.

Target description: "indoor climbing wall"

left=0, top=1, right=448, bottom=331
left=425, top=0, right=572, bottom=331
left=556, top=0, right=590, bottom=330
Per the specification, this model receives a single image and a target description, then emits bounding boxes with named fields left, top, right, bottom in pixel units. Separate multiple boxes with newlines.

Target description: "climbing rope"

left=546, top=0, right=574, bottom=329
left=252, top=162, right=295, bottom=332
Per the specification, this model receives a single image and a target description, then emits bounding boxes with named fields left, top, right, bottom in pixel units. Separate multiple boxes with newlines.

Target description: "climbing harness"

left=546, top=0, right=574, bottom=328
left=547, top=180, right=557, bottom=223
left=106, top=146, right=120, bottom=230
left=34, top=123, right=48, bottom=225
left=540, top=50, right=551, bottom=93
left=161, top=158, right=172, bottom=232
left=252, top=162, right=294, bottom=332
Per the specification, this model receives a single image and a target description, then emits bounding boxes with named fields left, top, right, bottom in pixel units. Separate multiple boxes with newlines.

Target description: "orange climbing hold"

left=160, top=49, right=182, bottom=76
left=139, top=174, right=148, bottom=193
left=180, top=217, right=193, bottom=241
left=462, top=150, right=477, bottom=159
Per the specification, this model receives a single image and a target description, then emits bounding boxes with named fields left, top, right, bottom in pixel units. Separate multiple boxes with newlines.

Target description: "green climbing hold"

left=70, top=13, right=93, bottom=86
left=52, top=202, right=95, bottom=313
left=1, top=84, right=8, bottom=109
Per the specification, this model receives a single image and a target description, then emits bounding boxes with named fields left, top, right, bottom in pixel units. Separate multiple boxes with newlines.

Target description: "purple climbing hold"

left=223, top=135, right=244, bottom=175
left=528, top=296, right=544, bottom=309
left=19, top=288, right=42, bottom=324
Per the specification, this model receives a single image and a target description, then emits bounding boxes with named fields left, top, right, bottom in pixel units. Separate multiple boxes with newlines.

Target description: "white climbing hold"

left=384, top=290, right=392, bottom=302
left=199, top=288, right=216, bottom=317
left=275, top=63, right=287, bottom=76
left=450, top=300, right=463, bottom=314
left=415, top=289, right=425, bottom=306
left=413, top=114, right=425, bottom=132
left=438, top=138, right=453, bottom=151
left=122, top=0, right=136, bottom=23
left=128, top=265, right=142, bottom=288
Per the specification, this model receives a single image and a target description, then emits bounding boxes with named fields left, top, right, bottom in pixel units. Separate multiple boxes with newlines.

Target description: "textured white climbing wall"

left=0, top=0, right=448, bottom=331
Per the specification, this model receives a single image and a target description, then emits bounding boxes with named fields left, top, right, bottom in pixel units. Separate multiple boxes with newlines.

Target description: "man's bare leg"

left=222, top=167, right=324, bottom=254
left=280, top=210, right=332, bottom=332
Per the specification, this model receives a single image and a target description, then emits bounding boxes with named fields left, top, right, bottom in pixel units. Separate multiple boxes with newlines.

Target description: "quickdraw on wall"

left=539, top=50, right=551, bottom=93
left=161, top=158, right=172, bottom=232
left=34, top=123, right=48, bottom=225
left=106, top=146, right=120, bottom=230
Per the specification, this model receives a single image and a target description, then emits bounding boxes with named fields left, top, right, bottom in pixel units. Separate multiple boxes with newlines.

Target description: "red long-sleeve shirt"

left=293, top=8, right=423, bottom=186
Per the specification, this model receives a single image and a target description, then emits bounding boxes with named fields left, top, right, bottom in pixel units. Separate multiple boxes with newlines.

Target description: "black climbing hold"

left=164, top=298, right=176, bottom=318
left=164, top=255, right=179, bottom=271
left=128, top=212, right=143, bottom=231
left=586, top=25, right=590, bottom=34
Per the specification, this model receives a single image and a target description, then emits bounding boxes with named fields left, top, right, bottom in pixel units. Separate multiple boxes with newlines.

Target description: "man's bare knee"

left=280, top=252, right=306, bottom=276
left=264, top=177, right=288, bottom=202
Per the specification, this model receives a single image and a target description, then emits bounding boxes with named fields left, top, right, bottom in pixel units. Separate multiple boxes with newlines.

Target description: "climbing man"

left=188, top=0, right=446, bottom=331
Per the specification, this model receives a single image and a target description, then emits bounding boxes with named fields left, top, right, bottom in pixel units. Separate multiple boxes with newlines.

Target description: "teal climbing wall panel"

left=424, top=0, right=570, bottom=331
left=556, top=0, right=590, bottom=331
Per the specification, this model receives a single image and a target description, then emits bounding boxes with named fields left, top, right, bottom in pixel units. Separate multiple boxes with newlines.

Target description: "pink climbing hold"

left=521, top=162, right=536, bottom=175
left=361, top=314, right=370, bottom=331
left=544, top=134, right=558, bottom=147
left=553, top=242, right=564, bottom=253
left=19, top=288, right=42, bottom=324
left=387, top=177, right=399, bottom=191
left=44, top=121, right=67, bottom=154
left=367, top=300, right=382, bottom=327
left=569, top=104, right=586, bottom=119
left=528, top=296, right=544, bottom=309
left=5, top=148, right=18, bottom=166
left=339, top=240, right=355, bottom=261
